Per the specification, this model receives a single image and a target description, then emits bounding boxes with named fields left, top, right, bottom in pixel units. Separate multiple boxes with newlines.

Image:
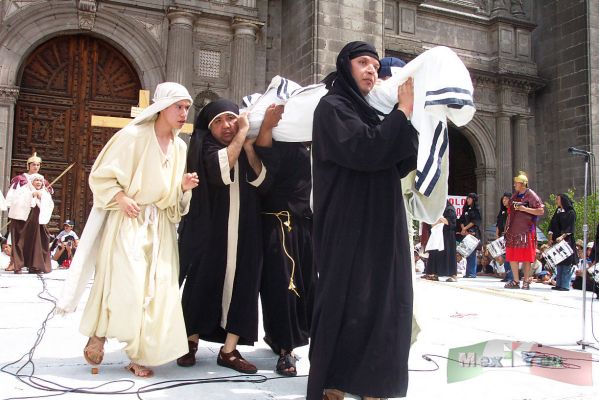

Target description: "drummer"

left=547, top=194, right=577, bottom=291
left=503, top=171, right=544, bottom=290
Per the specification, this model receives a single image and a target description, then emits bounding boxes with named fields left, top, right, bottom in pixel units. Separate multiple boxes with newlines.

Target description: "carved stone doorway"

left=12, top=34, right=141, bottom=231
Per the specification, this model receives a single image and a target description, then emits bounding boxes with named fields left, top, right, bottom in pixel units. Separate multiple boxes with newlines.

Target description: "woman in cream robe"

left=60, top=82, right=198, bottom=376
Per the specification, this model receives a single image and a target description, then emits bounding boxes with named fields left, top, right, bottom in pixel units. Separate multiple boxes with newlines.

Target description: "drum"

left=457, top=234, right=480, bottom=258
left=487, top=236, right=506, bottom=258
left=542, top=241, right=574, bottom=267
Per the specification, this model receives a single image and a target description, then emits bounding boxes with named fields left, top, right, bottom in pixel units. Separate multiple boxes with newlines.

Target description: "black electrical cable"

left=4, top=274, right=599, bottom=400
left=1, top=274, right=311, bottom=400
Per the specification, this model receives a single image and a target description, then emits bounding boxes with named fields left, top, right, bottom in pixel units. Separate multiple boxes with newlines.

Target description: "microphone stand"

left=575, top=151, right=598, bottom=350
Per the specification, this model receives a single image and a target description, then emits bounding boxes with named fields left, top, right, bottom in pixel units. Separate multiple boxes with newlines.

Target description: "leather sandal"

left=176, top=340, right=198, bottom=367
left=275, top=351, right=297, bottom=377
left=504, top=280, right=520, bottom=289
left=83, top=336, right=106, bottom=366
left=522, top=281, right=530, bottom=290
left=323, top=389, right=345, bottom=400
left=125, top=362, right=154, bottom=378
left=217, top=346, right=257, bottom=374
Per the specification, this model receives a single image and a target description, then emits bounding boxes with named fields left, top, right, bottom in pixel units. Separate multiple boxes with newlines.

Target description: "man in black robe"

left=177, top=99, right=266, bottom=374
left=307, top=41, right=418, bottom=400
left=253, top=104, right=315, bottom=377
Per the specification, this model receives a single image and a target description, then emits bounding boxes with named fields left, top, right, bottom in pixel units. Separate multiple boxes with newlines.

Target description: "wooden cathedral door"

left=12, top=34, right=141, bottom=231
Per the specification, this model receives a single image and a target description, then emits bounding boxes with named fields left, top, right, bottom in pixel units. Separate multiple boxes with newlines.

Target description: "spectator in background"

left=457, top=193, right=482, bottom=278
left=547, top=194, right=577, bottom=291
left=1, top=239, right=12, bottom=271
left=586, top=242, right=594, bottom=260
left=496, top=192, right=511, bottom=239
left=52, top=220, right=79, bottom=269
left=477, top=255, right=493, bottom=275
left=490, top=255, right=507, bottom=279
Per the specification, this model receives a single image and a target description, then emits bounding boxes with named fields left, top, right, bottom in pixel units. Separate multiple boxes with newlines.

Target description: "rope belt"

left=263, top=211, right=299, bottom=297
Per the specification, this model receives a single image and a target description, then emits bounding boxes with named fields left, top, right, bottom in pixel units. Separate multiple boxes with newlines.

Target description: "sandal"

left=323, top=389, right=345, bottom=400
left=446, top=276, right=457, bottom=282
left=522, top=281, right=530, bottom=290
left=176, top=340, right=198, bottom=367
left=217, top=346, right=257, bottom=374
left=276, top=351, right=297, bottom=377
left=504, top=280, right=520, bottom=289
left=83, top=336, right=106, bottom=366
left=125, top=362, right=154, bottom=378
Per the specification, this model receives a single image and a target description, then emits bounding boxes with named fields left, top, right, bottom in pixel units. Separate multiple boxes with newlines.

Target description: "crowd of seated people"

left=2, top=218, right=78, bottom=272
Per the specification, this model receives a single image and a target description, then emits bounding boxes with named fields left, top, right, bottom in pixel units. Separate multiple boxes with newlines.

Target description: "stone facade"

left=0, top=0, right=596, bottom=233
left=533, top=0, right=599, bottom=200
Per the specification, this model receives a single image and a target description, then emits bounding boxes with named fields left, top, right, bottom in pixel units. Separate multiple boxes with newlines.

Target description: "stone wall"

left=315, top=0, right=384, bottom=81
left=279, top=0, right=315, bottom=85
left=533, top=0, right=591, bottom=198
left=590, top=0, right=599, bottom=195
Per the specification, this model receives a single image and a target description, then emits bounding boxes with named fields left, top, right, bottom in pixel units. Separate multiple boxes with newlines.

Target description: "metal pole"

left=579, top=156, right=589, bottom=348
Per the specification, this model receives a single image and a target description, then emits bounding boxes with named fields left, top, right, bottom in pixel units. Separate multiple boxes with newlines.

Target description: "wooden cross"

left=91, top=90, right=193, bottom=134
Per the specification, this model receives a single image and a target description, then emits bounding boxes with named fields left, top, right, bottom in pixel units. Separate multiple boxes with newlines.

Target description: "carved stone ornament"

left=77, top=0, right=97, bottom=30
left=0, top=86, right=19, bottom=103
left=2, top=1, right=46, bottom=22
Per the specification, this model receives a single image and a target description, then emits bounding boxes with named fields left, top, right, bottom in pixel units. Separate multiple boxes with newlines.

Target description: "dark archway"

left=448, top=126, right=477, bottom=196
left=12, top=34, right=141, bottom=231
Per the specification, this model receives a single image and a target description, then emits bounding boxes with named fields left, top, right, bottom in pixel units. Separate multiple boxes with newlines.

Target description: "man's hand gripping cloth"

left=242, top=75, right=327, bottom=142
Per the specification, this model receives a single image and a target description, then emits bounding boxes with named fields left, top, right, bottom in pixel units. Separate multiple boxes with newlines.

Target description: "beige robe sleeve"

left=163, top=137, right=192, bottom=224
left=89, top=127, right=144, bottom=209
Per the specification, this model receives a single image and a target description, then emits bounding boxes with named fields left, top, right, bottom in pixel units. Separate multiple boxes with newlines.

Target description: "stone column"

left=475, top=166, right=497, bottom=242
left=0, top=86, right=19, bottom=229
left=230, top=19, right=260, bottom=104
left=495, top=112, right=513, bottom=193
left=166, top=11, right=194, bottom=92
left=513, top=114, right=530, bottom=175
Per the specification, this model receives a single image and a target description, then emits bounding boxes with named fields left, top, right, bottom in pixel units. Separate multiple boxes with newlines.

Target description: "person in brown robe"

left=5, top=153, right=54, bottom=274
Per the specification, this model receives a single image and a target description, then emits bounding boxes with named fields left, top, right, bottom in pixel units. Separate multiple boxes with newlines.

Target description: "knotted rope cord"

left=263, top=211, right=299, bottom=297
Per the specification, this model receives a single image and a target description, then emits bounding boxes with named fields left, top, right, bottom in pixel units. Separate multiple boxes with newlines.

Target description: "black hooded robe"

left=254, top=141, right=315, bottom=353
left=307, top=42, right=418, bottom=399
left=426, top=202, right=457, bottom=277
left=547, top=195, right=577, bottom=267
left=179, top=101, right=265, bottom=345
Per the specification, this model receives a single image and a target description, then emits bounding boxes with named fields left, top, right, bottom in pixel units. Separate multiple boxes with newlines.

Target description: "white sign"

left=448, top=195, right=467, bottom=219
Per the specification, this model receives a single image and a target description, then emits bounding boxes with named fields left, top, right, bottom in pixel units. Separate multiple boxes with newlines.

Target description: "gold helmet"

left=27, top=152, right=42, bottom=165
left=513, top=170, right=528, bottom=186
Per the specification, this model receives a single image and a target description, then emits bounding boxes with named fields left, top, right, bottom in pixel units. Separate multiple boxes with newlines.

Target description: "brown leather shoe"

left=176, top=340, right=198, bottom=367
left=217, top=346, right=257, bottom=374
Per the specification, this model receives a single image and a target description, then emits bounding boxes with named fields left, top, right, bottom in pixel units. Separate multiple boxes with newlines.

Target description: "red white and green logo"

left=447, top=340, right=593, bottom=386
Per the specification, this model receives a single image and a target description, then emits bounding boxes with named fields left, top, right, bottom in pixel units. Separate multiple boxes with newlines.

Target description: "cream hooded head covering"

left=129, top=82, right=193, bottom=133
